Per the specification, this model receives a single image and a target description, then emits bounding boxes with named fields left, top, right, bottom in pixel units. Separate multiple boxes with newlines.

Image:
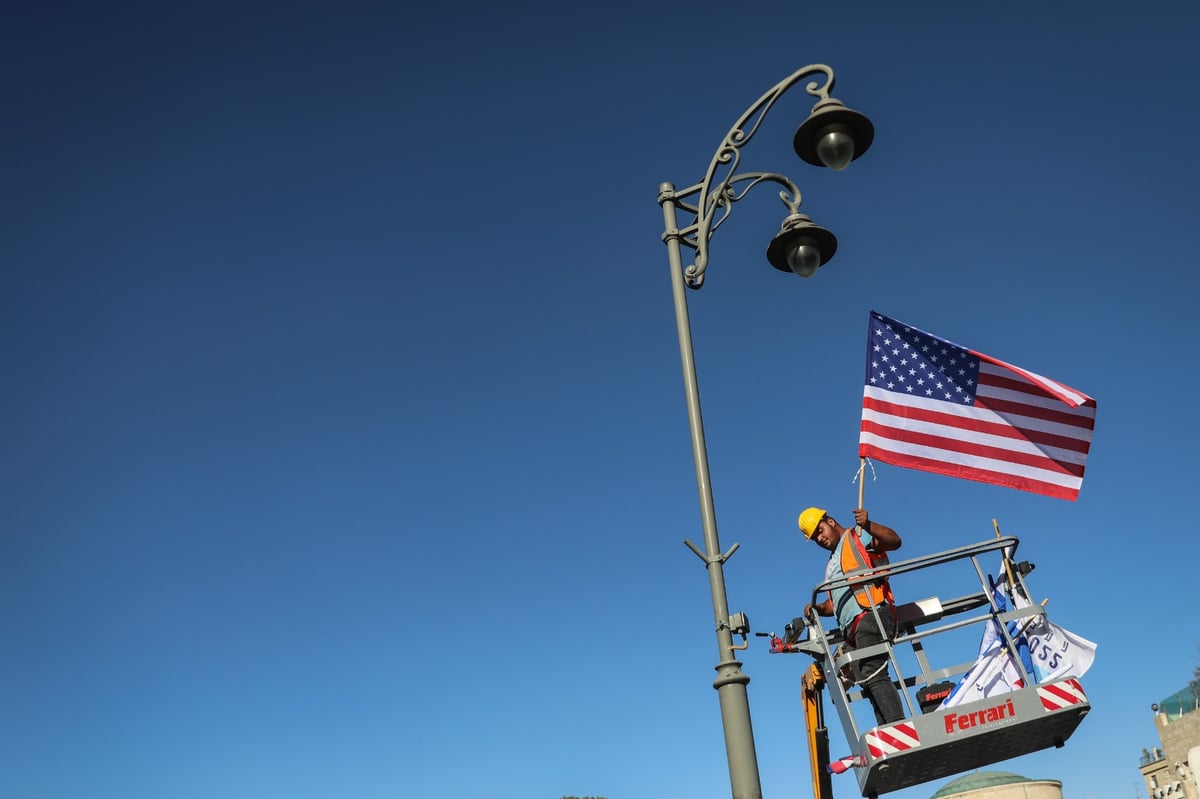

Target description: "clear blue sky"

left=6, top=2, right=1199, bottom=798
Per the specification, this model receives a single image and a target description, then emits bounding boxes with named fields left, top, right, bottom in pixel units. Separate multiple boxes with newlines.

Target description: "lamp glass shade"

left=816, top=125, right=855, bottom=171
left=766, top=216, right=837, bottom=275
left=794, top=101, right=874, bottom=168
left=787, top=240, right=821, bottom=277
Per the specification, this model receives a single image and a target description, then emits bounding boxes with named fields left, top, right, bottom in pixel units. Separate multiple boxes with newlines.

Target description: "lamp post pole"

left=660, top=189, right=762, bottom=798
left=657, top=65, right=873, bottom=799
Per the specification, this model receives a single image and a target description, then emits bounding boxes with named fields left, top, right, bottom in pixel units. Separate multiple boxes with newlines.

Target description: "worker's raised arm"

left=854, top=508, right=901, bottom=552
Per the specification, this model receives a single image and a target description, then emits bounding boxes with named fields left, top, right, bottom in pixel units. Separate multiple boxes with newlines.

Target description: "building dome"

left=932, top=770, right=1060, bottom=799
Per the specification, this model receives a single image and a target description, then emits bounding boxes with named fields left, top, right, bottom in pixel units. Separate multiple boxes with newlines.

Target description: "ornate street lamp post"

left=657, top=65, right=873, bottom=799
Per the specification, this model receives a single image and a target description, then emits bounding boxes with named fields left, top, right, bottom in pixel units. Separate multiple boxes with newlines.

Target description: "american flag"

left=858, top=311, right=1096, bottom=501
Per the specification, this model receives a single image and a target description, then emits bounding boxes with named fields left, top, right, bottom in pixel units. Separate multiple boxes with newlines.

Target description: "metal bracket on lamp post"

left=661, top=170, right=805, bottom=289
left=685, top=538, right=740, bottom=565
left=658, top=63, right=872, bottom=799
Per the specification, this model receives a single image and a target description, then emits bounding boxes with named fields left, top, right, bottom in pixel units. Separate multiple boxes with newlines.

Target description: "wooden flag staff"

left=992, top=517, right=1017, bottom=591
left=993, top=517, right=1049, bottom=613
left=856, top=457, right=867, bottom=533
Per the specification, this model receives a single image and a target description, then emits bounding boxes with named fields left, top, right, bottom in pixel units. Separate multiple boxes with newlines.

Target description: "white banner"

left=941, top=576, right=1095, bottom=708
left=1025, top=616, right=1096, bottom=683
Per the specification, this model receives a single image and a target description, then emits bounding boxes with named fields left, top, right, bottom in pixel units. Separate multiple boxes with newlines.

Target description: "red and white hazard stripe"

left=828, top=754, right=866, bottom=774
left=865, top=722, right=920, bottom=758
left=1038, top=678, right=1087, bottom=711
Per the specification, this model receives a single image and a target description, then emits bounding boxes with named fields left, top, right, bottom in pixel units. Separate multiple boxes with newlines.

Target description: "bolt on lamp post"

left=657, top=65, right=873, bottom=799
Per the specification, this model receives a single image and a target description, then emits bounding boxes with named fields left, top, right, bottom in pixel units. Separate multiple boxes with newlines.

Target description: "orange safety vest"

left=837, top=529, right=895, bottom=610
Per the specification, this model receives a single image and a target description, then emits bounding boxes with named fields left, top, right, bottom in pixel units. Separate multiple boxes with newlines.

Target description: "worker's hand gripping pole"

left=854, top=457, right=868, bottom=535
left=858, top=457, right=865, bottom=527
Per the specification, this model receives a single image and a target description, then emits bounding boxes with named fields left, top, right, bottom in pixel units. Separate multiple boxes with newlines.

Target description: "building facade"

left=1139, top=682, right=1200, bottom=799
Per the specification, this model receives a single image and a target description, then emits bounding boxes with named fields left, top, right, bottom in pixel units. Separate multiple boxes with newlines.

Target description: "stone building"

left=930, top=770, right=1062, bottom=799
left=1138, top=682, right=1200, bottom=799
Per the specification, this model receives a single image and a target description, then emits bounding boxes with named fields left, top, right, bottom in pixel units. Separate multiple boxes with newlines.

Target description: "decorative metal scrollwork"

left=662, top=64, right=838, bottom=289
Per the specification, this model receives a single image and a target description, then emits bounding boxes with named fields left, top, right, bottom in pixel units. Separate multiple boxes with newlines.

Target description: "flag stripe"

left=859, top=421, right=1086, bottom=477
left=859, top=440, right=1082, bottom=500
left=858, top=431, right=1084, bottom=489
left=975, top=394, right=1096, bottom=435
left=976, top=353, right=1093, bottom=407
left=861, top=396, right=1092, bottom=459
left=978, top=369, right=1097, bottom=431
left=978, top=367, right=1097, bottom=418
left=859, top=312, right=1096, bottom=500
left=864, top=378, right=1095, bottom=444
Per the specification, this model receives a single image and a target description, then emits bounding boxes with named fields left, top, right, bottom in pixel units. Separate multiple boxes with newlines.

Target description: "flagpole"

left=856, top=456, right=866, bottom=532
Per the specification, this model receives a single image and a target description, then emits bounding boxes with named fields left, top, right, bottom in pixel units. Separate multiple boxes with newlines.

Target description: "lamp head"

left=794, top=97, right=874, bottom=171
left=766, top=214, right=837, bottom=278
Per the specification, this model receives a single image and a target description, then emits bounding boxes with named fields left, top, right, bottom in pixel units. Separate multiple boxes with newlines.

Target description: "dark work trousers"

left=848, top=608, right=905, bottom=724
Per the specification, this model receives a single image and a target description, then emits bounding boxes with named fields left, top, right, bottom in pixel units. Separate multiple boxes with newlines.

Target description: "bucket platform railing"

left=782, top=535, right=1091, bottom=798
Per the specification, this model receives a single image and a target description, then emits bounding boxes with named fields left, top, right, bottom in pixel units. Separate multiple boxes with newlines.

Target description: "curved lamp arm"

left=659, top=64, right=840, bottom=289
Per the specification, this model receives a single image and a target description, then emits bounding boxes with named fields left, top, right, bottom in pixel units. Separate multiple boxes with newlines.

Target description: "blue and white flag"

left=1003, top=575, right=1097, bottom=683
left=941, top=574, right=1035, bottom=707
left=1024, top=610, right=1097, bottom=683
left=940, top=571, right=1096, bottom=708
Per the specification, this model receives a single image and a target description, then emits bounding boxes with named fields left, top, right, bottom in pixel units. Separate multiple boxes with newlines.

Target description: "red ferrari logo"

left=942, top=697, right=1017, bottom=734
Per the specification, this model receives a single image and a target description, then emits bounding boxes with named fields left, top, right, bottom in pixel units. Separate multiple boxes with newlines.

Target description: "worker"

left=799, top=506, right=905, bottom=725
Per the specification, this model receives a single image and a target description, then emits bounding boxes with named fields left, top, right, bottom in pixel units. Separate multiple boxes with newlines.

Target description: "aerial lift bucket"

left=850, top=677, right=1089, bottom=796
left=772, top=536, right=1092, bottom=799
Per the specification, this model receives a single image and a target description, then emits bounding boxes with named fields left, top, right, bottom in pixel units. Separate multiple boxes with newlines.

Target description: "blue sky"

left=6, top=2, right=1200, bottom=798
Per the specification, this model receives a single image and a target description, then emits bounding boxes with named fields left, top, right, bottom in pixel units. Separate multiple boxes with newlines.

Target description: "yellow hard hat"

left=798, top=507, right=827, bottom=539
